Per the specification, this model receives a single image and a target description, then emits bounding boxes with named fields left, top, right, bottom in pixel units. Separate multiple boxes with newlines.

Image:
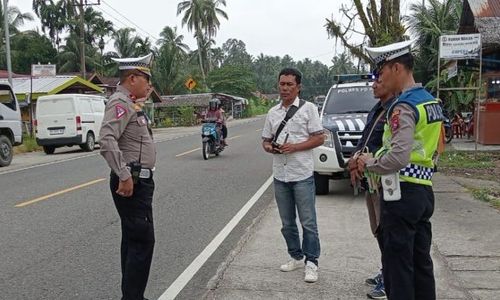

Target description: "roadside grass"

left=13, top=134, right=42, bottom=154
left=438, top=151, right=495, bottom=169
left=470, top=188, right=500, bottom=210
left=439, top=150, right=500, bottom=210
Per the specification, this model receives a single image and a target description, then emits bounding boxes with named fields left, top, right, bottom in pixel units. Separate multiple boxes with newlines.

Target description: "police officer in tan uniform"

left=357, top=41, right=442, bottom=300
left=99, top=53, right=155, bottom=300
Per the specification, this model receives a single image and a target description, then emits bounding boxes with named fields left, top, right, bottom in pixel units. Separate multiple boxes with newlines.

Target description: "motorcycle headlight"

left=322, top=128, right=334, bottom=148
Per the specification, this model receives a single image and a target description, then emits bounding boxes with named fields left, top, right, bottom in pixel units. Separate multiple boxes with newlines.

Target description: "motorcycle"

left=201, top=120, right=225, bottom=160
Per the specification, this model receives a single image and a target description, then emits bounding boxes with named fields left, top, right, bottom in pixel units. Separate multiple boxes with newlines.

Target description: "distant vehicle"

left=35, top=94, right=106, bottom=154
left=0, top=83, right=22, bottom=167
left=313, top=74, right=377, bottom=194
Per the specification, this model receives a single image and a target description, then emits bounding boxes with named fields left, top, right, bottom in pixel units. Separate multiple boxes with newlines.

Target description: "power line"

left=100, top=0, right=158, bottom=42
left=94, top=5, right=153, bottom=42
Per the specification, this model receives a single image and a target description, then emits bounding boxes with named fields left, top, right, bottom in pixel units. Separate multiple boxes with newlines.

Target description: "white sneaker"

left=280, top=258, right=303, bottom=272
left=304, top=261, right=318, bottom=283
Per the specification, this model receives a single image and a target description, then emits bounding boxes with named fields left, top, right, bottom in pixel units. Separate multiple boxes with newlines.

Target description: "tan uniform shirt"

left=366, top=103, right=415, bottom=175
left=99, top=86, right=156, bottom=181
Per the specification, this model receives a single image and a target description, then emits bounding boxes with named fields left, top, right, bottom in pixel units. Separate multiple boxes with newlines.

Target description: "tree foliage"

left=10, top=31, right=57, bottom=74
left=207, top=64, right=256, bottom=98
left=325, top=0, right=406, bottom=64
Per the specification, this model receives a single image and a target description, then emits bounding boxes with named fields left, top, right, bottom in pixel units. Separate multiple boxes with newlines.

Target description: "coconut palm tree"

left=177, top=0, right=227, bottom=82
left=57, top=33, right=97, bottom=73
left=157, top=26, right=190, bottom=55
left=0, top=4, right=33, bottom=35
left=111, top=27, right=141, bottom=58
left=406, top=0, right=462, bottom=84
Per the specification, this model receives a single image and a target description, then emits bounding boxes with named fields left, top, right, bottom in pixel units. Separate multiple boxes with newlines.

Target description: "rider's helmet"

left=209, top=98, right=221, bottom=111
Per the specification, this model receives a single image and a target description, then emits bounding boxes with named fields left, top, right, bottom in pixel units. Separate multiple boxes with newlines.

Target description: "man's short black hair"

left=278, top=67, right=302, bottom=84
left=388, top=53, right=414, bottom=71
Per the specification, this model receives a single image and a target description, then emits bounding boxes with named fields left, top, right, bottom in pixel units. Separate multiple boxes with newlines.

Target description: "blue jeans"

left=274, top=176, right=320, bottom=265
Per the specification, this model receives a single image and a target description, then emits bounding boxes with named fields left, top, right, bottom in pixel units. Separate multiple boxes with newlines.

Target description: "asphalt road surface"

left=0, top=118, right=275, bottom=299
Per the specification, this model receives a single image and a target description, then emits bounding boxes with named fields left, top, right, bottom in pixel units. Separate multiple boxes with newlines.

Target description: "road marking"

left=227, top=135, right=241, bottom=140
left=255, top=128, right=262, bottom=132
left=0, top=153, right=98, bottom=176
left=15, top=178, right=106, bottom=208
left=175, top=148, right=201, bottom=157
left=158, top=175, right=274, bottom=300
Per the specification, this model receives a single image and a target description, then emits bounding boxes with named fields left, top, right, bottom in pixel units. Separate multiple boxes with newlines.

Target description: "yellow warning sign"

left=185, top=78, right=196, bottom=90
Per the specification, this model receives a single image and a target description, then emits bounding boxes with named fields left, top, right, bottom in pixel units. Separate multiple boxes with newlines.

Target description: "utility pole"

left=74, top=0, right=101, bottom=79
left=3, top=0, right=12, bottom=86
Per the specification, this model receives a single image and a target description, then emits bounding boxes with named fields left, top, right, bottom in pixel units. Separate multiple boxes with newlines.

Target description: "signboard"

left=185, top=77, right=196, bottom=90
left=447, top=60, right=458, bottom=80
left=439, top=34, right=481, bottom=60
left=31, top=64, right=57, bottom=77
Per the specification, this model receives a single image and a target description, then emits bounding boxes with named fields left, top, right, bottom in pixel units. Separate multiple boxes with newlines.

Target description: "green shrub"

left=178, top=106, right=196, bottom=126
left=14, top=134, right=42, bottom=153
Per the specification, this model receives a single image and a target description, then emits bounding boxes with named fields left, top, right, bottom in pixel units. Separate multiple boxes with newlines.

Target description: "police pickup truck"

left=313, top=74, right=378, bottom=194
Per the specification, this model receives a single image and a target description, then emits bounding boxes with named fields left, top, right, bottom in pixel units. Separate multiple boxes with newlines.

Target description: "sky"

left=15, top=0, right=418, bottom=67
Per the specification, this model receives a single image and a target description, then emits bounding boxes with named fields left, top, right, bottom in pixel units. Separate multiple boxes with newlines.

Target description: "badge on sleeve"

left=115, top=104, right=127, bottom=119
left=390, top=109, right=401, bottom=132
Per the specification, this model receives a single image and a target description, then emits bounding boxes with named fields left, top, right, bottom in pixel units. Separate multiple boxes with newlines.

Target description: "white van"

left=35, top=94, right=106, bottom=154
left=0, top=83, right=23, bottom=166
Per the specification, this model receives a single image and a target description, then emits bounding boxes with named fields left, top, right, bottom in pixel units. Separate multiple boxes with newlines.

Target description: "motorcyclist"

left=205, top=98, right=228, bottom=146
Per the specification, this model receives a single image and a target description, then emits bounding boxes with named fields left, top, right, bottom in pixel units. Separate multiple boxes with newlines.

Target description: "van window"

left=0, top=87, right=16, bottom=111
left=91, top=99, right=104, bottom=113
left=38, top=98, right=74, bottom=115
left=79, top=99, right=92, bottom=113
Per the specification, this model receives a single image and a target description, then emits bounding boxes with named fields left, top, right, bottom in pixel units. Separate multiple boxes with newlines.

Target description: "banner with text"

left=439, top=34, right=481, bottom=60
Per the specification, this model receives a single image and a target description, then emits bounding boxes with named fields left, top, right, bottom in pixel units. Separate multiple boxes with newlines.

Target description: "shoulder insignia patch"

left=390, top=109, right=401, bottom=132
left=115, top=104, right=127, bottom=119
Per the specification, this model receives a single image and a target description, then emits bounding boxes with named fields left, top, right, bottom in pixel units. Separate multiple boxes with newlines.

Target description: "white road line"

left=175, top=148, right=201, bottom=157
left=0, top=153, right=98, bottom=175
left=158, top=175, right=274, bottom=300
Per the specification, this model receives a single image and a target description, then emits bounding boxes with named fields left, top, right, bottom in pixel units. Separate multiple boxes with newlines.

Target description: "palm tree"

left=330, top=53, right=357, bottom=75
left=157, top=26, right=190, bottom=55
left=112, top=28, right=140, bottom=58
left=32, top=0, right=75, bottom=50
left=0, top=4, right=33, bottom=35
left=177, top=0, right=227, bottom=82
left=57, top=33, right=97, bottom=73
left=135, top=37, right=153, bottom=56
left=406, top=0, right=462, bottom=84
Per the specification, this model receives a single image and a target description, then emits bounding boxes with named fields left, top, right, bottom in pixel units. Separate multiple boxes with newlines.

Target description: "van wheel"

left=81, top=132, right=95, bottom=152
left=43, top=145, right=56, bottom=155
left=0, top=135, right=13, bottom=167
left=314, top=172, right=329, bottom=195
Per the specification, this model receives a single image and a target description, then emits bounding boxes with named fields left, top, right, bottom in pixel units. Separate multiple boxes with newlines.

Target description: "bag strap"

left=359, top=108, right=386, bottom=153
left=273, top=99, right=306, bottom=143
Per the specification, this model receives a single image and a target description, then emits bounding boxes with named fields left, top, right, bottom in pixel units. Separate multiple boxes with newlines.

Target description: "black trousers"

left=110, top=173, right=155, bottom=300
left=380, top=182, right=436, bottom=300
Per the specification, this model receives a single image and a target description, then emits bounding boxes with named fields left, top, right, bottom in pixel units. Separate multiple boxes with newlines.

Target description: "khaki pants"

left=365, top=192, right=381, bottom=236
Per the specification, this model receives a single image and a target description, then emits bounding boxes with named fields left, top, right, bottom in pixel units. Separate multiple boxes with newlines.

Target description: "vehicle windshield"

left=323, top=86, right=377, bottom=114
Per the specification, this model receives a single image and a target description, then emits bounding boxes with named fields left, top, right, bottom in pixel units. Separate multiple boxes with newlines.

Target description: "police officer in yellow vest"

left=99, top=53, right=156, bottom=300
left=357, top=41, right=443, bottom=300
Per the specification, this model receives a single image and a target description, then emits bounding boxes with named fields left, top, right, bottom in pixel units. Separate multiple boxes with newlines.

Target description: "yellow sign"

left=185, top=78, right=196, bottom=90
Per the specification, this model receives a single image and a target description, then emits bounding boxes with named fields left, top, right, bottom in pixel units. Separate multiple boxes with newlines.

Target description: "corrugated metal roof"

left=0, top=76, right=77, bottom=94
left=467, top=0, right=500, bottom=17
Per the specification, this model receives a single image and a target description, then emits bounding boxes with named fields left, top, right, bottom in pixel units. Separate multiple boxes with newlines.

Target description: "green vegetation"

left=438, top=151, right=494, bottom=169
left=470, top=188, right=500, bottom=210
left=14, top=134, right=42, bottom=154
left=242, top=98, right=276, bottom=118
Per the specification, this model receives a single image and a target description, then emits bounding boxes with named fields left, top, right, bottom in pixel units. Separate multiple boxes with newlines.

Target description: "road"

left=0, top=117, right=275, bottom=299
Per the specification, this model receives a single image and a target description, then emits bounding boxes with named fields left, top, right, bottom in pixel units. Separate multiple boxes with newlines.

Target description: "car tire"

left=314, top=172, right=329, bottom=195
left=43, top=145, right=56, bottom=155
left=81, top=132, right=95, bottom=152
left=0, top=135, right=13, bottom=167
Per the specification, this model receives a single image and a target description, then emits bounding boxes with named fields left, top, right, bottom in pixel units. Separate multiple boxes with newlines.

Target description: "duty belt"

left=399, top=163, right=433, bottom=181
left=125, top=166, right=155, bottom=179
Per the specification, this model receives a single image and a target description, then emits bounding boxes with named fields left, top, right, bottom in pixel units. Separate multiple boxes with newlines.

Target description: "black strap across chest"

left=273, top=99, right=305, bottom=143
